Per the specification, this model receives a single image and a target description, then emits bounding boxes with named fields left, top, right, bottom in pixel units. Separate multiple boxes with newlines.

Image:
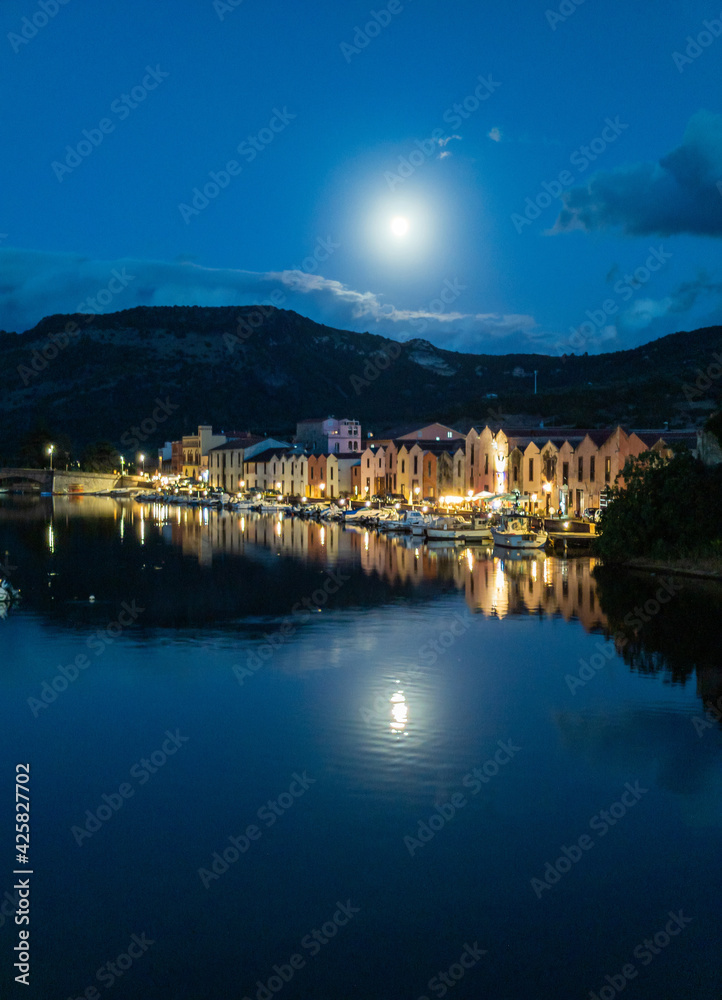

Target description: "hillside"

left=1, top=305, right=720, bottom=459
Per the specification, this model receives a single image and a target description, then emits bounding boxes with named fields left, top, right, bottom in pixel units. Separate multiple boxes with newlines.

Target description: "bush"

left=594, top=449, right=722, bottom=562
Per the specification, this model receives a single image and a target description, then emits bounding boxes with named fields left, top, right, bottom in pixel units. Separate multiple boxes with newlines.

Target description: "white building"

left=295, top=417, right=361, bottom=454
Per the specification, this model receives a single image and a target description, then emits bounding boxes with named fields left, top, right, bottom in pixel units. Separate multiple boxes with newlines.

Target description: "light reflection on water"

left=1, top=495, right=721, bottom=998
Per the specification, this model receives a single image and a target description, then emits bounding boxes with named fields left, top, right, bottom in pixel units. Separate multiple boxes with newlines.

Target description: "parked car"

left=583, top=508, right=601, bottom=522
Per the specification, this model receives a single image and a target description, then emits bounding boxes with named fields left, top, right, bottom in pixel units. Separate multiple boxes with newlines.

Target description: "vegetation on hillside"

left=1, top=307, right=721, bottom=458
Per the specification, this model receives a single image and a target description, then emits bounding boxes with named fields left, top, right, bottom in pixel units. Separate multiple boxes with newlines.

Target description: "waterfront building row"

left=160, top=419, right=696, bottom=511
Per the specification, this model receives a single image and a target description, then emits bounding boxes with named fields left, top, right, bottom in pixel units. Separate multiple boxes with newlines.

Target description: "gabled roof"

left=208, top=436, right=264, bottom=452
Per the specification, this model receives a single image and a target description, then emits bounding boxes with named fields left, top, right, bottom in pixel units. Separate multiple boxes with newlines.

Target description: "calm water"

left=1, top=496, right=721, bottom=999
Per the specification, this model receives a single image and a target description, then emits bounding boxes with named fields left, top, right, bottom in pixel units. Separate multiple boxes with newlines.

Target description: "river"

left=1, top=496, right=720, bottom=998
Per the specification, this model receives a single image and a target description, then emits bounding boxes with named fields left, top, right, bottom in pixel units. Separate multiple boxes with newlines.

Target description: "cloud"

left=617, top=273, right=722, bottom=331
left=0, top=246, right=540, bottom=354
left=553, top=110, right=722, bottom=237
left=487, top=127, right=502, bottom=143
left=438, top=134, right=461, bottom=147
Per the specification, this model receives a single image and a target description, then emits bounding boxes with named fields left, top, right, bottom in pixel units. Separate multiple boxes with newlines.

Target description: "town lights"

left=542, top=482, right=552, bottom=493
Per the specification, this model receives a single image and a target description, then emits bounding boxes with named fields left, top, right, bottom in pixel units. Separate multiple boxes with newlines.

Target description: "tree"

left=595, top=448, right=722, bottom=562
left=80, top=441, right=120, bottom=473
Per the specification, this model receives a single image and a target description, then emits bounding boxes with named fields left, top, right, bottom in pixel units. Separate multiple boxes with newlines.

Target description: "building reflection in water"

left=121, top=502, right=608, bottom=633
left=463, top=546, right=606, bottom=630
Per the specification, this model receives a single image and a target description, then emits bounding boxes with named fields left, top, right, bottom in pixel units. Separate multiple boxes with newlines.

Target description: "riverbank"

left=624, top=555, right=722, bottom=581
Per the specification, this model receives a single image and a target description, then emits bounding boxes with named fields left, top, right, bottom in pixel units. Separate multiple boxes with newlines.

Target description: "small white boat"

left=424, top=516, right=487, bottom=542
left=0, top=579, right=20, bottom=603
left=490, top=517, right=548, bottom=549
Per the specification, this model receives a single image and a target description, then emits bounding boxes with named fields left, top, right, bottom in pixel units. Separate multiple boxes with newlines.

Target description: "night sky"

left=1, top=0, right=721, bottom=354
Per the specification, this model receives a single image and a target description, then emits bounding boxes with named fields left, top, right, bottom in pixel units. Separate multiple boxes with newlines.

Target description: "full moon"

left=391, top=216, right=409, bottom=237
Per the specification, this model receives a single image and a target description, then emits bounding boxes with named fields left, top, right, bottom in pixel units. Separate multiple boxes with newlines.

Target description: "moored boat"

left=490, top=516, right=548, bottom=549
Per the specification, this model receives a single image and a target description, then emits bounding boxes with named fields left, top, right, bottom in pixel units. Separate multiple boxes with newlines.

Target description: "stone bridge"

left=0, top=469, right=122, bottom=493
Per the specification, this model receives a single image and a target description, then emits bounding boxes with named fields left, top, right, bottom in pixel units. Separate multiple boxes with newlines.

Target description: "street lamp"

left=320, top=481, right=325, bottom=498
left=120, top=455, right=125, bottom=477
left=47, top=444, right=54, bottom=470
left=139, top=453, right=145, bottom=477
left=414, top=486, right=420, bottom=507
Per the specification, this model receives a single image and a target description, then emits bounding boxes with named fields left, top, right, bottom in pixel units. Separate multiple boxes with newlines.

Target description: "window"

left=427, top=461, right=431, bottom=476
left=447, top=431, right=453, bottom=438
left=413, top=456, right=418, bottom=474
left=562, top=463, right=569, bottom=486
left=590, top=456, right=595, bottom=481
left=529, top=458, right=534, bottom=481
left=484, top=453, right=489, bottom=474
left=330, top=467, right=334, bottom=479
left=578, top=456, right=583, bottom=481
left=401, top=460, right=405, bottom=473
left=457, top=461, right=461, bottom=478
left=366, top=457, right=370, bottom=468
left=605, top=457, right=611, bottom=483
left=470, top=445, right=475, bottom=465
left=310, top=468, right=314, bottom=480
left=513, top=465, right=519, bottom=483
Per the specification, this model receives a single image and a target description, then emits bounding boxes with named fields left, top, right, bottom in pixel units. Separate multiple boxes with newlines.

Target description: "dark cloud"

left=553, top=111, right=722, bottom=237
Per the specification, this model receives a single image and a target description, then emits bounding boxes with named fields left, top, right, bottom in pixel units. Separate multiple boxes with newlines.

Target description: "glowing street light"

left=47, top=444, right=54, bottom=470
left=139, top=453, right=145, bottom=477
left=320, top=481, right=326, bottom=497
